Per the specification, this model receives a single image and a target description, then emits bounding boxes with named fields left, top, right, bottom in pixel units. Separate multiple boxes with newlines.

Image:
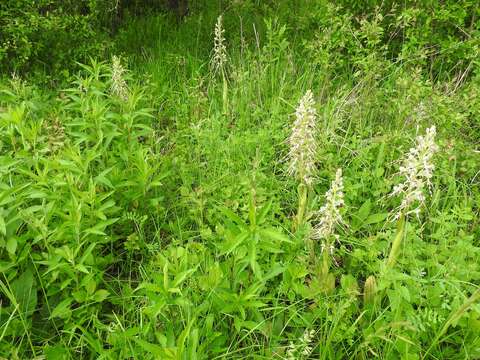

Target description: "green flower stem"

left=386, top=214, right=406, bottom=268
left=222, top=71, right=228, bottom=116
left=321, top=239, right=330, bottom=276
left=295, top=182, right=308, bottom=230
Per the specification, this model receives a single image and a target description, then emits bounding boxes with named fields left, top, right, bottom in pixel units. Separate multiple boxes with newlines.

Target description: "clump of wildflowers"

left=288, top=90, right=318, bottom=186
left=111, top=55, right=129, bottom=101
left=286, top=329, right=315, bottom=360
left=391, top=126, right=438, bottom=219
left=211, top=15, right=227, bottom=76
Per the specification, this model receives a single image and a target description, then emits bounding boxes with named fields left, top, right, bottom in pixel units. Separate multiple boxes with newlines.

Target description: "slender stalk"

left=295, top=182, right=308, bottom=230
left=386, top=214, right=406, bottom=268
left=321, top=239, right=330, bottom=276
left=222, top=71, right=228, bottom=116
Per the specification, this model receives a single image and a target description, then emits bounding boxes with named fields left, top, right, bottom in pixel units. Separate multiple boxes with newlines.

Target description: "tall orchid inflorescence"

left=111, top=55, right=129, bottom=101
left=210, top=14, right=229, bottom=115
left=391, top=126, right=438, bottom=219
left=288, top=90, right=318, bottom=230
left=288, top=90, right=317, bottom=186
left=312, top=168, right=344, bottom=241
left=386, top=126, right=438, bottom=268
left=313, top=169, right=344, bottom=279
left=211, top=15, right=227, bottom=76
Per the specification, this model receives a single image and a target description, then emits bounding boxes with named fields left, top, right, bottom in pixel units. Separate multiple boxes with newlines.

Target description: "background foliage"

left=0, top=0, right=187, bottom=77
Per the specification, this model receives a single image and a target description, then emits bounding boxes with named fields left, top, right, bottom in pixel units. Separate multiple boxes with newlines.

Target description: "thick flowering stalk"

left=387, top=126, right=438, bottom=268
left=111, top=55, right=129, bottom=101
left=288, top=90, right=317, bottom=229
left=312, top=168, right=344, bottom=275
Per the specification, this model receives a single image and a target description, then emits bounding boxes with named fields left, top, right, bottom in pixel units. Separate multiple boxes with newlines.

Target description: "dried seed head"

left=391, top=126, right=438, bottom=219
left=211, top=15, right=227, bottom=76
left=312, top=168, right=344, bottom=241
left=111, top=55, right=129, bottom=101
left=288, top=90, right=317, bottom=185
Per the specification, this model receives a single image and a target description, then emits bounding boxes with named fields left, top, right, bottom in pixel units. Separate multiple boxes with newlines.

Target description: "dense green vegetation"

left=1, top=1, right=479, bottom=358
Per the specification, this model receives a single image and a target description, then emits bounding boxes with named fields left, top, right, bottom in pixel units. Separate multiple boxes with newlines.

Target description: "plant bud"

left=364, top=275, right=377, bottom=305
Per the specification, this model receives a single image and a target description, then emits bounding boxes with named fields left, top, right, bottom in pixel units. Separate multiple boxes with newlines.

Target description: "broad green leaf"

left=11, top=268, right=37, bottom=316
left=75, top=264, right=89, bottom=274
left=163, top=261, right=169, bottom=290
left=93, top=289, right=109, bottom=302
left=45, top=344, right=69, bottom=360
left=357, top=199, right=372, bottom=222
left=172, top=267, right=198, bottom=288
left=50, top=298, right=73, bottom=319
left=79, top=242, right=97, bottom=265
left=6, top=237, right=17, bottom=255
left=364, top=213, right=388, bottom=225
left=219, top=232, right=249, bottom=256
left=257, top=199, right=273, bottom=225
left=188, top=327, right=199, bottom=360
left=259, top=228, right=293, bottom=243
left=136, top=282, right=163, bottom=293
left=134, top=339, right=177, bottom=359
left=27, top=190, right=48, bottom=199
left=263, top=264, right=286, bottom=281
left=218, top=207, right=246, bottom=228
left=0, top=214, right=6, bottom=236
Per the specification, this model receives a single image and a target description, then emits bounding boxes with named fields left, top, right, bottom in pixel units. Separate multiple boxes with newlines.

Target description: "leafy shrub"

left=0, top=0, right=187, bottom=77
left=0, top=1, right=115, bottom=76
left=288, top=0, right=480, bottom=83
left=0, top=60, right=167, bottom=357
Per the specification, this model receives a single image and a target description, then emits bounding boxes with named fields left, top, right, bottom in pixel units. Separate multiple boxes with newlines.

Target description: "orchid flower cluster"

left=288, top=90, right=318, bottom=186
left=286, top=329, right=315, bottom=360
left=312, top=168, right=345, bottom=245
left=391, top=126, right=438, bottom=219
left=211, top=15, right=227, bottom=76
left=111, top=55, right=129, bottom=101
